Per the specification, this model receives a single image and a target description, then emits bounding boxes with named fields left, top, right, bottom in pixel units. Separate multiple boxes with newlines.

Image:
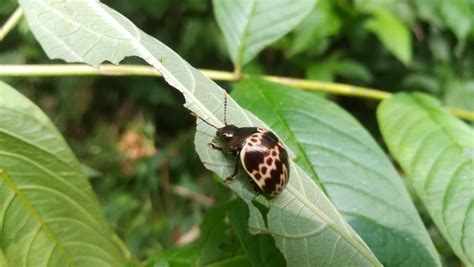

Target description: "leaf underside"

left=232, top=78, right=441, bottom=266
left=18, top=0, right=381, bottom=265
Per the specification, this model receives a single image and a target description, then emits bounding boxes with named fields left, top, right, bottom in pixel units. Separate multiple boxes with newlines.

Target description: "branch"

left=0, top=7, right=23, bottom=42
left=0, top=64, right=473, bottom=121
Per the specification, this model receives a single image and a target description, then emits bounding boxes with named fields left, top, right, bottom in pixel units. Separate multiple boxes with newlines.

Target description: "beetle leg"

left=208, top=142, right=223, bottom=151
left=224, top=154, right=240, bottom=184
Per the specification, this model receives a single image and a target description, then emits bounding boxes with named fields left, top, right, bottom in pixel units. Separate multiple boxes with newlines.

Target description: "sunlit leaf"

left=232, top=78, right=441, bottom=266
left=213, top=0, right=316, bottom=68
left=0, top=81, right=127, bottom=266
left=378, top=92, right=474, bottom=265
left=19, top=1, right=381, bottom=265
left=443, top=78, right=474, bottom=112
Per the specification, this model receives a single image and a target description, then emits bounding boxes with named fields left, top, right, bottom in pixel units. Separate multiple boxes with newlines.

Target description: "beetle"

left=196, top=92, right=289, bottom=197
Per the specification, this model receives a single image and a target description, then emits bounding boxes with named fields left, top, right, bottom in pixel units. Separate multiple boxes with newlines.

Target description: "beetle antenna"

left=190, top=112, right=218, bottom=129
left=224, top=91, right=228, bottom=126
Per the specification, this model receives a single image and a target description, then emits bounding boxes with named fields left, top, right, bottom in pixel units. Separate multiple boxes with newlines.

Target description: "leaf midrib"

left=34, top=0, right=223, bottom=127
left=285, top=184, right=381, bottom=266
left=410, top=94, right=470, bottom=155
left=235, top=0, right=257, bottom=68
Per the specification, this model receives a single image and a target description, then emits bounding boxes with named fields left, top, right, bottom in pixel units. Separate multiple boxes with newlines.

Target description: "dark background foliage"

left=1, top=0, right=472, bottom=263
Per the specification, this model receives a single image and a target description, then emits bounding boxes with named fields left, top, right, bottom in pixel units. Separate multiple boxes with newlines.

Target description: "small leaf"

left=413, top=0, right=443, bottom=26
left=232, top=78, right=441, bottom=266
left=289, top=0, right=341, bottom=56
left=364, top=8, right=412, bottom=64
left=213, top=0, right=316, bottom=68
left=205, top=255, right=252, bottom=267
left=227, top=199, right=285, bottom=267
left=146, top=244, right=201, bottom=267
left=440, top=0, right=472, bottom=41
left=199, top=202, right=241, bottom=266
left=306, top=56, right=373, bottom=83
left=378, top=92, right=474, bottom=265
left=334, top=59, right=373, bottom=83
left=0, top=81, right=127, bottom=266
left=147, top=203, right=238, bottom=267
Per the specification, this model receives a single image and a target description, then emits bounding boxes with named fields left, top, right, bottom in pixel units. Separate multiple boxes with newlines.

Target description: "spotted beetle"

left=197, top=92, right=289, bottom=197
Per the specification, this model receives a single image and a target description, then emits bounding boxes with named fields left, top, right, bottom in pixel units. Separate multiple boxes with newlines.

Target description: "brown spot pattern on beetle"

left=240, top=130, right=289, bottom=196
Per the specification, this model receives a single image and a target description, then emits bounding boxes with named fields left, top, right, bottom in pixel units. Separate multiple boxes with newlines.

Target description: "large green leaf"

left=232, top=78, right=441, bottom=266
left=213, top=0, right=315, bottom=68
left=377, top=92, right=474, bottom=265
left=0, top=81, right=127, bottom=266
left=19, top=1, right=381, bottom=265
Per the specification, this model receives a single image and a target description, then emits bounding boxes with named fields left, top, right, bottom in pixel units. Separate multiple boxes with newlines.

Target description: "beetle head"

left=215, top=125, right=238, bottom=144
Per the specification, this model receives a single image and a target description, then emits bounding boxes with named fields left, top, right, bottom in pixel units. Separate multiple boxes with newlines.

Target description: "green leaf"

left=364, top=8, right=412, bottom=65
left=81, top=163, right=102, bottom=179
left=440, top=0, right=472, bottom=41
left=198, top=202, right=241, bottom=266
left=289, top=0, right=341, bottom=56
left=195, top=97, right=382, bottom=266
left=443, top=79, right=474, bottom=112
left=20, top=1, right=381, bottom=265
left=413, top=0, right=443, bottom=26
left=227, top=199, right=285, bottom=267
left=19, top=0, right=225, bottom=132
left=377, top=92, right=474, bottom=265
left=205, top=255, right=251, bottom=267
left=213, top=0, right=316, bottom=68
left=148, top=202, right=246, bottom=267
left=147, top=244, right=201, bottom=267
left=306, top=56, right=372, bottom=83
left=232, top=78, right=441, bottom=266
left=0, top=81, right=127, bottom=266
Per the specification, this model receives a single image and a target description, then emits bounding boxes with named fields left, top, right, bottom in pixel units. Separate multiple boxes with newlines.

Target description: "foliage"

left=232, top=78, right=440, bottom=266
left=0, top=81, right=127, bottom=266
left=0, top=0, right=473, bottom=266
left=378, top=93, right=474, bottom=265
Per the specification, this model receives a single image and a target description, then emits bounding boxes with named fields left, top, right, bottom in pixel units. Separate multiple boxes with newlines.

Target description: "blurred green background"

left=0, top=0, right=472, bottom=262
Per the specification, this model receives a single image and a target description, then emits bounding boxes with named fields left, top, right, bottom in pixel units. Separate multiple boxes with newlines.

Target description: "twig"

left=170, top=185, right=215, bottom=207
left=0, top=7, right=23, bottom=41
left=175, top=224, right=200, bottom=246
left=0, top=64, right=473, bottom=121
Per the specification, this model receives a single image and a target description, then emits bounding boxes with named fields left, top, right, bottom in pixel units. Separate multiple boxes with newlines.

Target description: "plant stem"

left=262, top=75, right=392, bottom=100
left=0, top=64, right=473, bottom=121
left=0, top=7, right=23, bottom=41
